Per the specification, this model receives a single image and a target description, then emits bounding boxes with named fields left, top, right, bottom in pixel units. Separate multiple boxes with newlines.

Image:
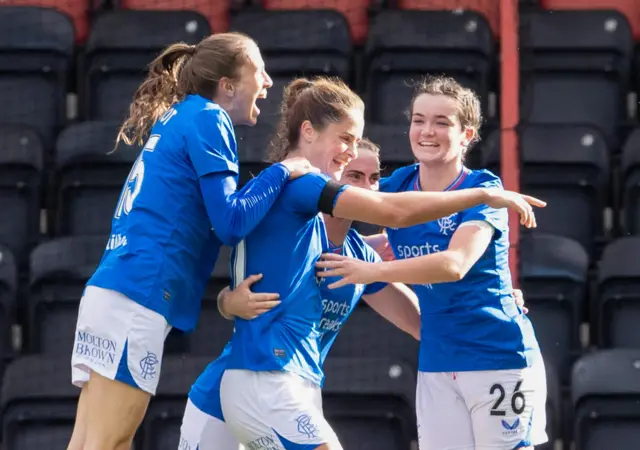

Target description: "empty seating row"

left=0, top=6, right=638, bottom=149
left=0, top=354, right=418, bottom=449
left=1, top=231, right=640, bottom=387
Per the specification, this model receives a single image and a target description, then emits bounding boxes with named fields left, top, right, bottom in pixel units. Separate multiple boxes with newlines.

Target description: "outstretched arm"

left=330, top=185, right=544, bottom=229
left=363, top=283, right=421, bottom=340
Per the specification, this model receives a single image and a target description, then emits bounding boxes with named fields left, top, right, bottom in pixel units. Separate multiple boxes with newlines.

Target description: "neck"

left=418, top=159, right=464, bottom=192
left=323, top=214, right=352, bottom=247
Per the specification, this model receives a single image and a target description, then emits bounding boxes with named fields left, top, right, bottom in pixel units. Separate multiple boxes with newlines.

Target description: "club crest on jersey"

left=437, top=214, right=458, bottom=236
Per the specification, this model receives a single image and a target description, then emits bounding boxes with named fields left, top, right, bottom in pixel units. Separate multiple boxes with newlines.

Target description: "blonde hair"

left=268, top=76, right=365, bottom=162
left=358, top=138, right=380, bottom=156
left=116, top=32, right=256, bottom=147
left=410, top=75, right=482, bottom=150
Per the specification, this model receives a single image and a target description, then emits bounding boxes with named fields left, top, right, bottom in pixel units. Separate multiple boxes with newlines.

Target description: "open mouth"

left=419, top=142, right=439, bottom=148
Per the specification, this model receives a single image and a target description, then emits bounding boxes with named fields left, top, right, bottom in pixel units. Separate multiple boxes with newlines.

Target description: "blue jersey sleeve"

left=459, top=176, right=508, bottom=239
left=284, top=173, right=349, bottom=215
left=186, top=106, right=239, bottom=177
left=199, top=163, right=290, bottom=246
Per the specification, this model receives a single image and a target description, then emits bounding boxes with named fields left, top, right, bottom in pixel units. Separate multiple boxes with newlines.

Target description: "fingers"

left=251, top=293, right=280, bottom=302
left=240, top=273, right=263, bottom=287
left=522, top=194, right=547, bottom=208
left=315, top=260, right=345, bottom=270
left=253, top=300, right=281, bottom=312
left=318, top=253, right=349, bottom=261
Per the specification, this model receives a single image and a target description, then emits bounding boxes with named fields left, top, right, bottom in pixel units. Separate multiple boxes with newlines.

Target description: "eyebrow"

left=412, top=113, right=452, bottom=121
left=347, top=170, right=381, bottom=177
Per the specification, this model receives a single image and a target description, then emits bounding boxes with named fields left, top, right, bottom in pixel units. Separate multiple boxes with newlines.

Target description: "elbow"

left=443, top=254, right=468, bottom=282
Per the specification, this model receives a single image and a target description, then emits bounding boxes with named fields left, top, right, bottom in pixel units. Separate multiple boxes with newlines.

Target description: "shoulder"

left=380, top=164, right=419, bottom=193
left=465, top=168, right=503, bottom=190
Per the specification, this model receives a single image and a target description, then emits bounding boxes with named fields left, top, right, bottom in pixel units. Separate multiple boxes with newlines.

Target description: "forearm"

left=217, top=287, right=234, bottom=320
left=364, top=283, right=421, bottom=340
left=202, top=164, right=289, bottom=245
left=385, top=188, right=489, bottom=228
left=374, top=252, right=465, bottom=285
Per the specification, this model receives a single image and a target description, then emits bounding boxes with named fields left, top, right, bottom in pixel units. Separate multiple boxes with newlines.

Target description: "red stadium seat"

left=396, top=0, right=499, bottom=36
left=541, top=0, right=640, bottom=39
left=121, top=0, right=231, bottom=34
left=0, top=0, right=89, bottom=42
left=263, top=0, right=369, bottom=44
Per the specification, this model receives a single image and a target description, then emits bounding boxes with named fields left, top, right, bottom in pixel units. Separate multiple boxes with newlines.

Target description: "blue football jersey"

left=88, top=95, right=238, bottom=332
left=188, top=229, right=386, bottom=418
left=381, top=164, right=540, bottom=372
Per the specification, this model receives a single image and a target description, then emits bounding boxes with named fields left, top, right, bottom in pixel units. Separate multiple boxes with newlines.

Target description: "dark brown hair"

left=410, top=75, right=482, bottom=150
left=358, top=137, right=380, bottom=156
left=267, top=76, right=364, bottom=162
left=116, top=32, right=256, bottom=147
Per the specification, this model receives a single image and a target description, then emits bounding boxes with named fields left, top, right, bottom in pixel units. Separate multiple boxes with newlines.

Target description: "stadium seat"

left=329, top=303, right=419, bottom=371
left=235, top=122, right=275, bottom=186
left=323, top=357, right=417, bottom=449
left=27, top=236, right=106, bottom=354
left=1, top=355, right=79, bottom=449
left=363, top=10, right=494, bottom=125
left=620, top=128, right=640, bottom=234
left=0, top=0, right=90, bottom=43
left=572, top=349, right=640, bottom=449
left=520, top=232, right=589, bottom=384
left=540, top=0, right=640, bottom=39
left=186, top=246, right=235, bottom=356
left=230, top=9, right=353, bottom=126
left=364, top=123, right=413, bottom=176
left=0, top=245, right=17, bottom=362
left=0, top=125, right=44, bottom=265
left=596, top=237, right=640, bottom=348
left=0, top=6, right=74, bottom=147
left=395, top=0, right=500, bottom=37
left=483, top=125, right=610, bottom=256
left=139, top=355, right=210, bottom=450
left=519, top=9, right=633, bottom=149
left=52, top=121, right=139, bottom=237
left=121, top=0, right=232, bottom=34
left=543, top=361, right=563, bottom=450
left=80, top=10, right=211, bottom=121
left=262, top=0, right=370, bottom=45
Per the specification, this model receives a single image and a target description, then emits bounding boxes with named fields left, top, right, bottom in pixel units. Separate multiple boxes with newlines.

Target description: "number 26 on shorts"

left=489, top=381, right=526, bottom=416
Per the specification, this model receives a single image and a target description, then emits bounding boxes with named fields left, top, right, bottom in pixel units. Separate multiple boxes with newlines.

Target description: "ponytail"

left=267, top=78, right=314, bottom=162
left=116, top=42, right=195, bottom=148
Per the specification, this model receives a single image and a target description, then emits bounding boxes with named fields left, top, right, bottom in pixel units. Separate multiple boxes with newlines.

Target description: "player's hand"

left=483, top=188, right=546, bottom=229
left=364, top=233, right=395, bottom=261
left=513, top=288, right=528, bottom=314
left=219, top=274, right=280, bottom=320
left=280, top=156, right=320, bottom=180
left=315, top=253, right=381, bottom=289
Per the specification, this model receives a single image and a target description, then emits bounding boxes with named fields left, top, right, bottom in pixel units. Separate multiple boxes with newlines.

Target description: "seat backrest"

left=0, top=125, right=44, bottom=264
left=28, top=236, right=106, bottom=353
left=323, top=357, right=417, bottom=448
left=0, top=5, right=75, bottom=54
left=0, top=245, right=17, bottom=357
left=540, top=0, right=640, bottom=39
left=230, top=9, right=352, bottom=80
left=0, top=0, right=88, bottom=42
left=1, top=355, right=79, bottom=449
left=54, top=121, right=139, bottom=236
left=122, top=0, right=232, bottom=34
left=263, top=0, right=370, bottom=44
left=620, top=128, right=640, bottom=234
left=235, top=122, right=275, bottom=185
left=396, top=0, right=500, bottom=37
left=364, top=124, right=414, bottom=174
left=572, top=349, right=640, bottom=449
left=364, top=10, right=493, bottom=124
left=520, top=232, right=588, bottom=381
left=597, top=237, right=640, bottom=347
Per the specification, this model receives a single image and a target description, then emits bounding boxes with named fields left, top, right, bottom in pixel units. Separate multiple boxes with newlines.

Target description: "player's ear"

left=219, top=77, right=235, bottom=98
left=300, top=120, right=317, bottom=144
left=461, top=127, right=475, bottom=147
